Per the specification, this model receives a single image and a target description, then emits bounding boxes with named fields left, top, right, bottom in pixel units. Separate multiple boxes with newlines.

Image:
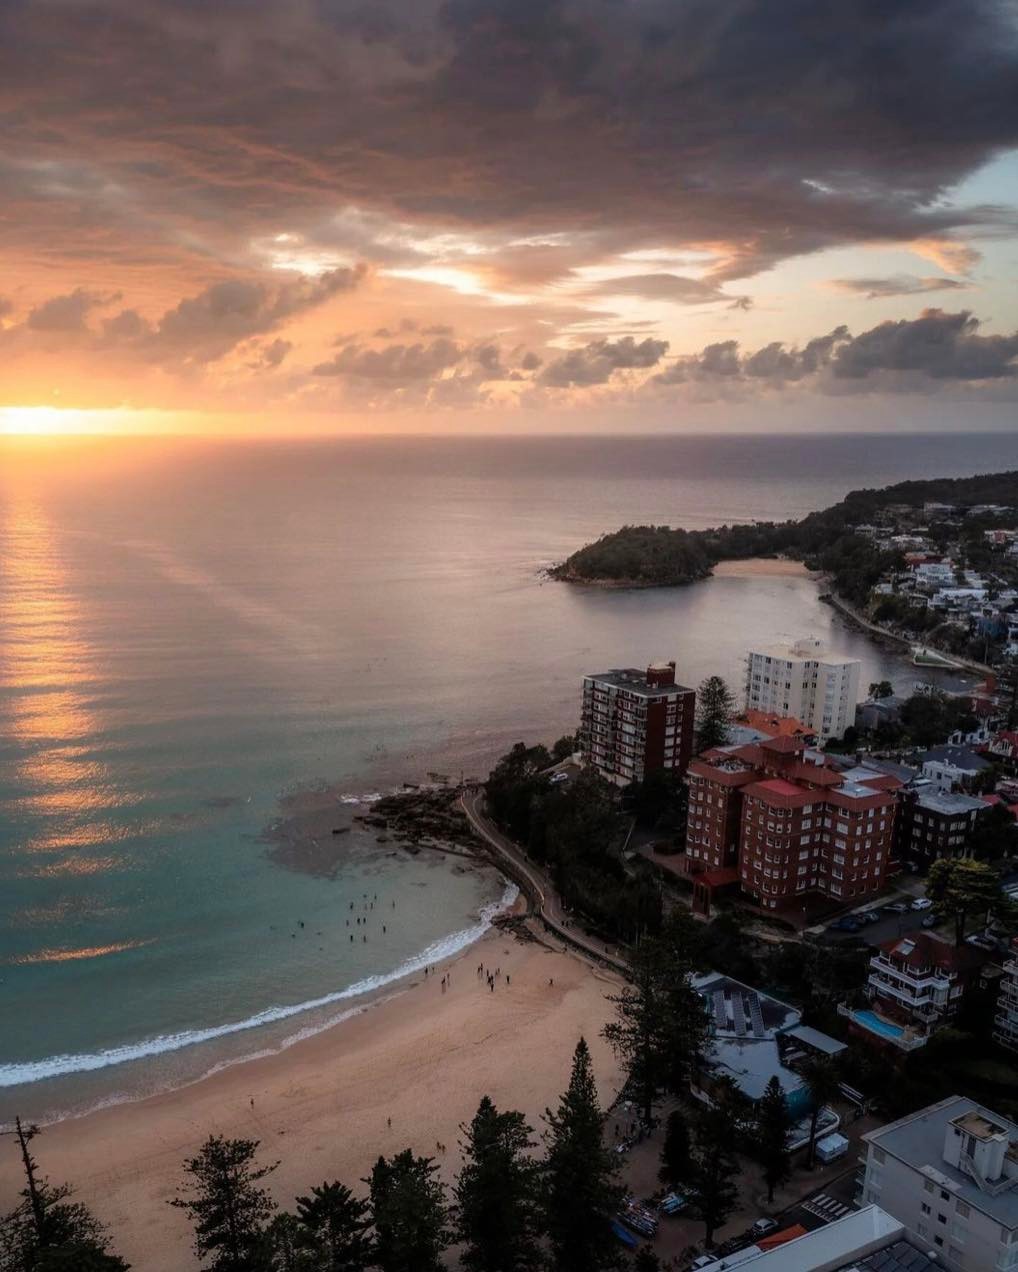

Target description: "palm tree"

left=801, top=1057, right=841, bottom=1170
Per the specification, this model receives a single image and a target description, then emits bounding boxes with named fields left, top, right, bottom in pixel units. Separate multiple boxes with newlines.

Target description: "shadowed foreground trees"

left=455, top=1096, right=541, bottom=1272
left=541, top=1039, right=624, bottom=1272
left=0, top=1119, right=130, bottom=1272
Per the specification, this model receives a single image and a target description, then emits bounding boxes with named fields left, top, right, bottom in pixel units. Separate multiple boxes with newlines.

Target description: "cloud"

left=27, top=288, right=114, bottom=333
left=831, top=275, right=971, bottom=299
left=653, top=310, right=1018, bottom=391
left=538, top=336, right=670, bottom=387
left=1, top=0, right=1014, bottom=296
left=584, top=273, right=748, bottom=307
left=248, top=338, right=293, bottom=370
left=830, top=309, right=1018, bottom=381
left=313, top=337, right=465, bottom=382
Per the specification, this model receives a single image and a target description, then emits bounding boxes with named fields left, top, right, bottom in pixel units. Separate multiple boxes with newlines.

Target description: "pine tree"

left=756, top=1077, right=791, bottom=1203
left=695, top=676, right=735, bottom=753
left=367, top=1150, right=449, bottom=1272
left=169, top=1135, right=278, bottom=1272
left=455, top=1096, right=540, bottom=1272
left=294, top=1182, right=373, bottom=1272
left=687, top=1087, right=740, bottom=1247
left=541, top=1038, right=624, bottom=1272
left=603, top=913, right=708, bottom=1124
left=0, top=1119, right=130, bottom=1272
left=657, top=1111, right=690, bottom=1194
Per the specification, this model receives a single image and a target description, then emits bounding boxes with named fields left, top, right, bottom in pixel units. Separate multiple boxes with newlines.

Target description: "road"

left=459, top=788, right=630, bottom=977
left=820, top=906, right=937, bottom=947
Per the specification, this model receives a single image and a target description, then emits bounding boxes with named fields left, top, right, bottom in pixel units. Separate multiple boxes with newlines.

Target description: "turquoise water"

left=2, top=431, right=1015, bottom=1121
left=851, top=1010, right=905, bottom=1039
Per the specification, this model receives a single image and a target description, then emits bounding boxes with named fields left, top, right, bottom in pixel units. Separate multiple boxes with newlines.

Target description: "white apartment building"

left=745, top=638, right=861, bottom=743
left=862, top=1095, right=1018, bottom=1271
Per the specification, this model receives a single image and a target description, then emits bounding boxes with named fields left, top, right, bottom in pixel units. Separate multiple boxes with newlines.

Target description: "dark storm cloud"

left=538, top=336, right=669, bottom=386
left=1, top=1, right=1016, bottom=282
left=653, top=310, right=1018, bottom=390
left=832, top=275, right=972, bottom=299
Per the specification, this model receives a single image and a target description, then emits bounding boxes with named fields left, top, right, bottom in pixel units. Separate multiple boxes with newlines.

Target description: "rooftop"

left=865, top=1096, right=1018, bottom=1227
left=914, top=787, right=987, bottom=816
left=583, top=666, right=693, bottom=697
left=920, top=744, right=992, bottom=772
left=693, top=1206, right=917, bottom=1272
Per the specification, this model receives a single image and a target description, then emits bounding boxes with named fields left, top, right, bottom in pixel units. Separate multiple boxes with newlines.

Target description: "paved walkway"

left=459, top=788, right=630, bottom=977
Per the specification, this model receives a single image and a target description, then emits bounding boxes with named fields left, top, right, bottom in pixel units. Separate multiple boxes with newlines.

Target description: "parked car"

left=859, top=909, right=883, bottom=924
left=832, top=916, right=862, bottom=933
left=911, top=898, right=933, bottom=911
left=883, top=902, right=910, bottom=915
left=549, top=771, right=569, bottom=784
left=921, top=913, right=939, bottom=929
left=750, top=1218, right=779, bottom=1238
left=966, top=933, right=998, bottom=952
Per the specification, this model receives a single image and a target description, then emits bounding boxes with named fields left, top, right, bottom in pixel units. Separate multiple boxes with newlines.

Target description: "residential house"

left=920, top=745, right=993, bottom=793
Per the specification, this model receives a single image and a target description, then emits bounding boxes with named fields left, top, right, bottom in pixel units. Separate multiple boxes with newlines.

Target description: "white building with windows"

left=745, top=638, right=861, bottom=743
left=862, top=1096, right=1018, bottom=1271
left=994, top=939, right=1018, bottom=1054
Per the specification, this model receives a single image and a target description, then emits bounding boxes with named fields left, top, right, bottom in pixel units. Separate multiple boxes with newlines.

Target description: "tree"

left=263, top=1214, right=311, bottom=1272
left=801, top=1058, right=842, bottom=1170
left=170, top=1136, right=278, bottom=1272
left=632, top=1249, right=662, bottom=1272
left=551, top=734, right=578, bottom=762
left=657, top=1111, right=690, bottom=1194
left=367, top=1150, right=449, bottom=1272
left=695, top=677, right=735, bottom=753
left=868, top=681, right=894, bottom=700
left=0, top=1119, right=130, bottom=1272
left=756, top=1077, right=792, bottom=1203
left=455, top=1096, right=540, bottom=1272
left=687, top=1085, right=740, bottom=1246
left=970, top=804, right=1017, bottom=862
left=541, top=1038, right=624, bottom=1272
left=603, top=913, right=708, bottom=1124
left=926, top=857, right=1011, bottom=945
left=294, top=1182, right=373, bottom=1272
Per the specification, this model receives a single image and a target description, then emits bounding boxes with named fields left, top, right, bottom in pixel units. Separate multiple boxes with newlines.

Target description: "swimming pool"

left=852, top=1009, right=905, bottom=1040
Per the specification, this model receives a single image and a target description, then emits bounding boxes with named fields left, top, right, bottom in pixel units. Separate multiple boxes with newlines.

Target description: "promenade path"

left=459, top=788, right=630, bottom=978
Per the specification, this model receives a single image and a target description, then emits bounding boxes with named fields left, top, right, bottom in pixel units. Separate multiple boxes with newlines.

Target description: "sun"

left=0, top=406, right=89, bottom=436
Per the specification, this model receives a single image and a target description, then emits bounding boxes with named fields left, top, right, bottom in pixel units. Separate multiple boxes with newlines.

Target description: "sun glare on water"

left=0, top=406, right=96, bottom=435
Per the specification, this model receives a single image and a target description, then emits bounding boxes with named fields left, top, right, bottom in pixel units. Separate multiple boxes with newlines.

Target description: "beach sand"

left=1, top=932, right=623, bottom=1272
left=712, top=557, right=811, bottom=578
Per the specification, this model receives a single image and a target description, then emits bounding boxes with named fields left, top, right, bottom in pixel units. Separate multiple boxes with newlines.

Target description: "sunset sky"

left=2, top=0, right=1018, bottom=435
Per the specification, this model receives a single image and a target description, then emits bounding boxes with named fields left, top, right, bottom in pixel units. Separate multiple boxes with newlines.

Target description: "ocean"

left=2, top=429, right=1017, bottom=1122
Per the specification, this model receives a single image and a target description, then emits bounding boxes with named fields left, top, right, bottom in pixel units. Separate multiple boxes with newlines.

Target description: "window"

left=957, top=1202, right=969, bottom=1219
left=917, top=1222, right=928, bottom=1237
left=924, top=1180, right=935, bottom=1194
left=921, top=1203, right=931, bottom=1216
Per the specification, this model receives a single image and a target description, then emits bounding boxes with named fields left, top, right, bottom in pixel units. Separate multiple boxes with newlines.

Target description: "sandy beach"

left=712, top=557, right=812, bottom=578
left=0, top=931, right=623, bottom=1272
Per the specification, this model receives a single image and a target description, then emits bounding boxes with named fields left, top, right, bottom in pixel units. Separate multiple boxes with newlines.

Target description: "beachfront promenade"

left=459, top=788, right=630, bottom=977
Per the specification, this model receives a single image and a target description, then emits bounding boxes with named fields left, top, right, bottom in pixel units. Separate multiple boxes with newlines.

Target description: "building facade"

left=994, top=938, right=1018, bottom=1054
left=579, top=662, right=695, bottom=787
left=745, top=638, right=862, bottom=743
left=896, top=787, right=987, bottom=865
left=857, top=932, right=985, bottom=1050
left=686, top=735, right=899, bottom=909
left=862, top=1096, right=1018, bottom=1272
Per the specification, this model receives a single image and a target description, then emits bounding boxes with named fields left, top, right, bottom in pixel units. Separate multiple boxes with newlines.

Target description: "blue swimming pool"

left=852, top=1009, right=905, bottom=1040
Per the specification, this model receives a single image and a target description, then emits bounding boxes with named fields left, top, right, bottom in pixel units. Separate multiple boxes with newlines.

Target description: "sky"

left=1, top=0, right=1018, bottom=436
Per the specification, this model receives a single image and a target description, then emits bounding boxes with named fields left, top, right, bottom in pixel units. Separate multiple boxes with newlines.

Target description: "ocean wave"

left=0, top=881, right=518, bottom=1089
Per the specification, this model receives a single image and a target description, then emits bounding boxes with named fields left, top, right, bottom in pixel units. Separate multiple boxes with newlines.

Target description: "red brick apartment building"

left=686, top=735, right=901, bottom=910
left=580, top=662, right=695, bottom=787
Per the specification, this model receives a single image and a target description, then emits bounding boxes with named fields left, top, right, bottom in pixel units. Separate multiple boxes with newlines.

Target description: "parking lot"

left=819, top=901, right=941, bottom=947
